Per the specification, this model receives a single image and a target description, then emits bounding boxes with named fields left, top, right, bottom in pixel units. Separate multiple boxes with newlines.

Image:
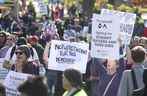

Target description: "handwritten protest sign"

left=91, top=14, right=120, bottom=59
left=101, top=9, right=136, bottom=45
left=48, top=40, right=89, bottom=73
left=4, top=71, right=30, bottom=96
left=33, top=0, right=48, bottom=17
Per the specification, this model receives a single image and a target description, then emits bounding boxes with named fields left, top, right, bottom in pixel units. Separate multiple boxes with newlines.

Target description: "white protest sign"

left=0, top=58, right=9, bottom=81
left=4, top=71, right=30, bottom=96
left=0, top=58, right=4, bottom=69
left=33, top=0, right=48, bottom=16
left=48, top=40, right=89, bottom=73
left=101, top=9, right=136, bottom=45
left=91, top=14, right=120, bottom=59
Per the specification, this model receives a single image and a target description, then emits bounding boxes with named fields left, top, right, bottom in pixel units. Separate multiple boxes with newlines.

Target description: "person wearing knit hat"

left=10, top=45, right=39, bottom=75
left=62, top=69, right=87, bottom=96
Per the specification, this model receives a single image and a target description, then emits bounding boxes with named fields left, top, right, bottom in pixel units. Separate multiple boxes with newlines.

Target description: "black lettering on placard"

left=96, top=36, right=111, bottom=39
left=108, top=40, right=116, bottom=44
left=55, top=44, right=87, bottom=55
left=98, top=23, right=102, bottom=28
left=60, top=51, right=68, bottom=56
left=93, top=39, right=107, bottom=43
left=98, top=23, right=107, bottom=29
left=96, top=19, right=112, bottom=23
left=56, top=57, right=75, bottom=64
left=96, top=31, right=112, bottom=35
left=69, top=51, right=76, bottom=56
left=59, top=51, right=76, bottom=56
left=104, top=44, right=113, bottom=47
left=94, top=43, right=104, bottom=47
left=120, top=24, right=133, bottom=34
left=103, top=24, right=107, bottom=29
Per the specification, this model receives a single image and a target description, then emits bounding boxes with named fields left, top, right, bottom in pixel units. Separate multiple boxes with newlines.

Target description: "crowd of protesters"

left=0, top=1, right=147, bottom=96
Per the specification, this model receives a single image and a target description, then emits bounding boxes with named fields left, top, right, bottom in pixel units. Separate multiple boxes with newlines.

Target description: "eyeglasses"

left=15, top=51, right=24, bottom=55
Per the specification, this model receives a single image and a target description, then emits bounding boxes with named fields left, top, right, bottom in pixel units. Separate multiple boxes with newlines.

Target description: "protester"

left=11, top=45, right=39, bottom=75
left=1, top=1, right=147, bottom=96
left=62, top=69, right=87, bottom=96
left=87, top=58, right=124, bottom=96
left=43, top=41, right=64, bottom=96
left=52, top=4, right=61, bottom=21
left=41, top=15, right=50, bottom=32
left=5, top=34, right=16, bottom=47
left=3, top=37, right=39, bottom=66
left=18, top=76, right=48, bottom=96
left=0, top=33, right=13, bottom=58
left=117, top=46, right=145, bottom=96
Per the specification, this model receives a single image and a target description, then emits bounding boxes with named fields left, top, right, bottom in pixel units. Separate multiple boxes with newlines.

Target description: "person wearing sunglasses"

left=11, top=45, right=39, bottom=75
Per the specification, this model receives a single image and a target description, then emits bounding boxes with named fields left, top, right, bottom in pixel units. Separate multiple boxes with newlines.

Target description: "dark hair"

left=16, top=45, right=30, bottom=58
left=18, top=76, right=48, bottom=96
left=63, top=69, right=82, bottom=87
left=131, top=46, right=146, bottom=63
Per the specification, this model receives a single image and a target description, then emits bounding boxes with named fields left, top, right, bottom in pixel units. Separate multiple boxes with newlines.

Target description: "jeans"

left=45, top=69, right=57, bottom=96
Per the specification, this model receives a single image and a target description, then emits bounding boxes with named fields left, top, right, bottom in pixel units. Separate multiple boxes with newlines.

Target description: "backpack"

left=131, top=69, right=138, bottom=90
left=131, top=69, right=144, bottom=96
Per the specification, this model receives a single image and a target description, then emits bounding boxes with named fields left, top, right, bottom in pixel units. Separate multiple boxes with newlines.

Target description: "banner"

left=91, top=14, right=120, bottom=59
left=48, top=40, right=89, bottom=73
left=101, top=9, right=136, bottom=45
left=4, top=71, right=30, bottom=96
